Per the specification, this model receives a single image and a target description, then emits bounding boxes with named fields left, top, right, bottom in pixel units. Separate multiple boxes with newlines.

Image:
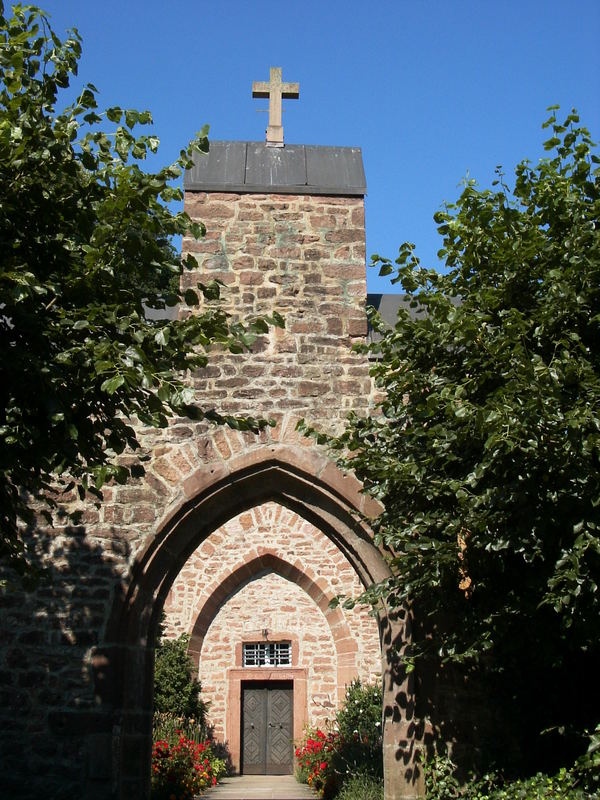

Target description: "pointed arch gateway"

left=98, top=445, right=420, bottom=799
left=187, top=550, right=359, bottom=676
left=186, top=549, right=363, bottom=773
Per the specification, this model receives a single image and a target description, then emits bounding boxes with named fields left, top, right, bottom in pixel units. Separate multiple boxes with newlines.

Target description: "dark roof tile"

left=185, top=141, right=366, bottom=196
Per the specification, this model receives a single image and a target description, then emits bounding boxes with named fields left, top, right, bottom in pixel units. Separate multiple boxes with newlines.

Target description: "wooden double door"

left=241, top=681, right=293, bottom=774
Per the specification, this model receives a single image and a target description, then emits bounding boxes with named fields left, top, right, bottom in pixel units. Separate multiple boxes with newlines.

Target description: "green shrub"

left=574, top=722, right=600, bottom=796
left=154, top=633, right=208, bottom=724
left=423, top=755, right=597, bottom=800
left=295, top=680, right=383, bottom=798
left=151, top=631, right=227, bottom=796
left=332, top=679, right=383, bottom=782
left=423, top=755, right=464, bottom=799
left=489, top=770, right=590, bottom=800
left=153, top=711, right=207, bottom=745
left=335, top=773, right=384, bottom=800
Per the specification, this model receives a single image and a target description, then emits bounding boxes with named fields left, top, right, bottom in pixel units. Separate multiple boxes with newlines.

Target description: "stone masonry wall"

left=0, top=186, right=388, bottom=798
left=181, top=191, right=371, bottom=427
left=163, top=502, right=382, bottom=740
left=201, top=575, right=337, bottom=736
left=162, top=189, right=380, bottom=764
left=0, top=423, right=385, bottom=798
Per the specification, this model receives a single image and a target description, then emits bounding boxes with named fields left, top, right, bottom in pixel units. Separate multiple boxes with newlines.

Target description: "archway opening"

left=96, top=449, right=414, bottom=799
left=161, top=508, right=383, bottom=773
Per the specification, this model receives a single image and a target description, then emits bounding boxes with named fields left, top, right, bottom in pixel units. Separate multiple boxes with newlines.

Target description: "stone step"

left=203, top=774, right=316, bottom=799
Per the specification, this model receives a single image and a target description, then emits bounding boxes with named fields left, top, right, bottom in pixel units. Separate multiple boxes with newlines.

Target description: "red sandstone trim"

left=226, top=668, right=308, bottom=774
left=188, top=551, right=357, bottom=669
left=233, top=634, right=300, bottom=668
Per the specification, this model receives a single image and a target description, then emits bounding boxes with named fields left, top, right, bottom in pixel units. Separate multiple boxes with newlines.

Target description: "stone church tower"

left=164, top=128, right=381, bottom=771
left=0, top=69, right=420, bottom=800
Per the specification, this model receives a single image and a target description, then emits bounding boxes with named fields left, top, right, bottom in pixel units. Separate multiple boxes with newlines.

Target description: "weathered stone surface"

left=0, top=185, right=423, bottom=800
left=163, top=501, right=381, bottom=741
left=181, top=191, right=370, bottom=431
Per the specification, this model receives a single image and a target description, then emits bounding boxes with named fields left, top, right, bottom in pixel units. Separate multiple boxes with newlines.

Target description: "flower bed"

left=151, top=731, right=226, bottom=799
left=295, top=728, right=340, bottom=796
left=295, top=681, right=383, bottom=799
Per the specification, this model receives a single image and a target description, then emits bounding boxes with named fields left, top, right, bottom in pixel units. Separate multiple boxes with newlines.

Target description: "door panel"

left=242, top=687, right=267, bottom=774
left=242, top=681, right=293, bottom=775
left=266, top=686, right=293, bottom=774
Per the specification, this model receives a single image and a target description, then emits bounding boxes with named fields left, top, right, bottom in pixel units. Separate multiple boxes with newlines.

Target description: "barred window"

left=242, top=641, right=291, bottom=667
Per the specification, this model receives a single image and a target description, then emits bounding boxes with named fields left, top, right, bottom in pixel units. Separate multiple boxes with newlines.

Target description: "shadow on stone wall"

left=408, top=607, right=600, bottom=781
left=380, top=608, right=428, bottom=795
left=0, top=521, right=130, bottom=800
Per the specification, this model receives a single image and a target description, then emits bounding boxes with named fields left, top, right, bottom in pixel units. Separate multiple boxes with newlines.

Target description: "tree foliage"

left=153, top=633, right=207, bottom=723
left=0, top=3, right=281, bottom=574
left=333, top=679, right=383, bottom=782
left=302, top=109, right=599, bottom=688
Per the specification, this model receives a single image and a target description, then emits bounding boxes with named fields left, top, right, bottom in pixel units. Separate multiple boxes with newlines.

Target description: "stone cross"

left=252, top=67, right=299, bottom=147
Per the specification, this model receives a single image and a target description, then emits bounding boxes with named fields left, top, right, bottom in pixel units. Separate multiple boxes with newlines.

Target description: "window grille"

left=242, top=641, right=291, bottom=667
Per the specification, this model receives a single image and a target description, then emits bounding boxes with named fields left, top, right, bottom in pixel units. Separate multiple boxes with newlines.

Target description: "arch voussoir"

left=187, top=549, right=359, bottom=666
left=102, top=445, right=415, bottom=800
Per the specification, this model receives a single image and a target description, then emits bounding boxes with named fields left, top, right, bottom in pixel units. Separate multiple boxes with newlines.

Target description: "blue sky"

left=34, top=0, right=600, bottom=293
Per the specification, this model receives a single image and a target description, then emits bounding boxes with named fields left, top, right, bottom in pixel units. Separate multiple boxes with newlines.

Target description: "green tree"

left=0, top=3, right=281, bottom=575
left=154, top=633, right=207, bottom=723
left=332, top=680, right=383, bottom=782
left=302, top=108, right=599, bottom=766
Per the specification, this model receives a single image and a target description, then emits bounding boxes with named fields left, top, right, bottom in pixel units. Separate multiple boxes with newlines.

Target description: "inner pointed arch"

left=187, top=550, right=357, bottom=670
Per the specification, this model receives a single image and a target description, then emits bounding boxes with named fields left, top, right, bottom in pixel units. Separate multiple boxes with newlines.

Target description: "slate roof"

left=184, top=141, right=366, bottom=196
left=366, top=294, right=423, bottom=344
left=367, top=294, right=423, bottom=322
